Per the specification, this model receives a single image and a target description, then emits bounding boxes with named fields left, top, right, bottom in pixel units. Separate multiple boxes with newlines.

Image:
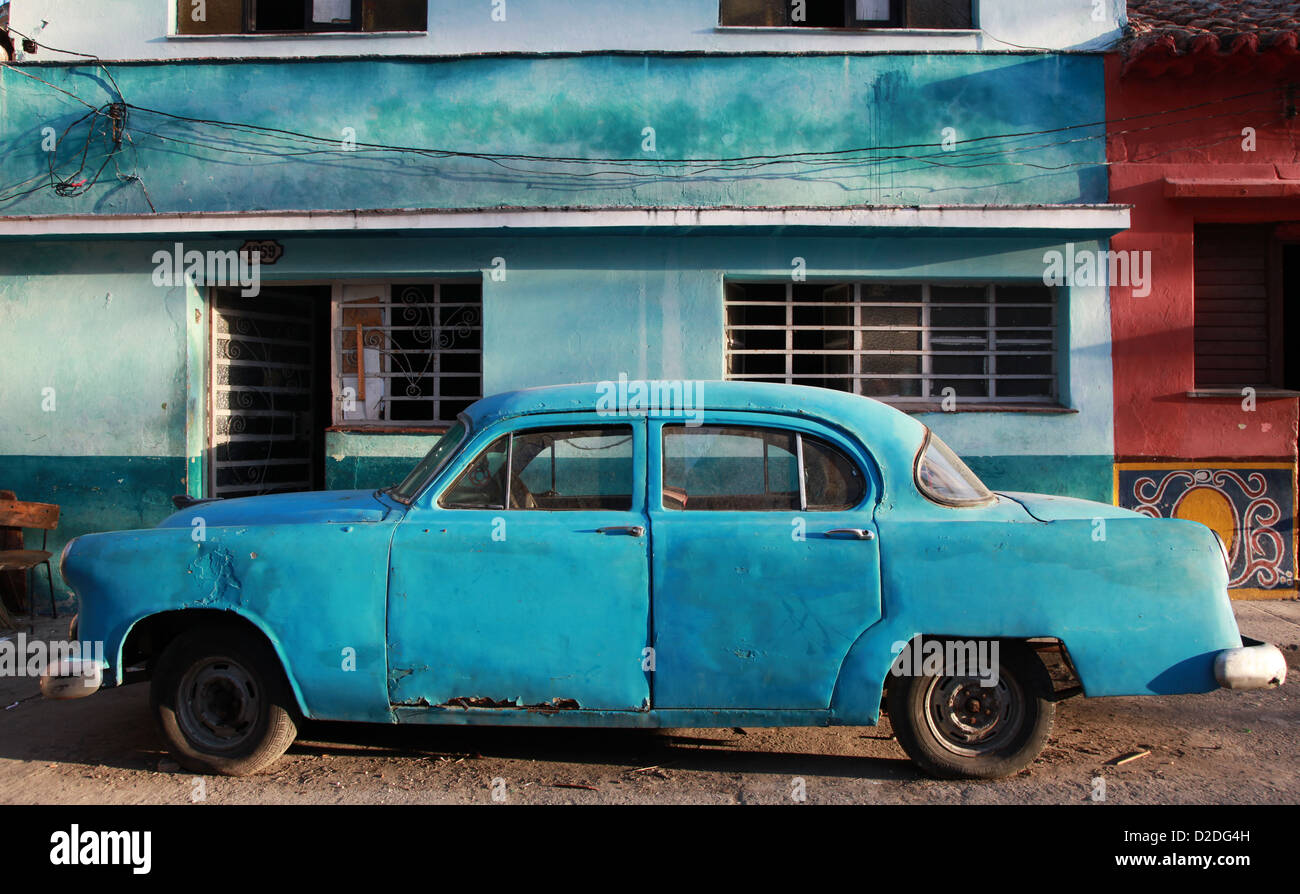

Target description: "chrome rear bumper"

left=1214, top=637, right=1288, bottom=690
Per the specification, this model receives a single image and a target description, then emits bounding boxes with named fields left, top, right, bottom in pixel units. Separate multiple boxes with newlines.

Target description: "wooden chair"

left=0, top=499, right=60, bottom=620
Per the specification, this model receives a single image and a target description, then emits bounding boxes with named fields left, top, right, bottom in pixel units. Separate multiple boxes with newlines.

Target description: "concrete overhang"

left=0, top=204, right=1132, bottom=239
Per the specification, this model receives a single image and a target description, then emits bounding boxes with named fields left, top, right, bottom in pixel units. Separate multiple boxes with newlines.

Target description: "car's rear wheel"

left=150, top=628, right=298, bottom=776
left=887, top=640, right=1054, bottom=779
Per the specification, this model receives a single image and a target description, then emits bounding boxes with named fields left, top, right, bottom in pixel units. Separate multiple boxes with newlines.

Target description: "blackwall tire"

left=150, top=628, right=299, bottom=776
left=887, top=640, right=1054, bottom=779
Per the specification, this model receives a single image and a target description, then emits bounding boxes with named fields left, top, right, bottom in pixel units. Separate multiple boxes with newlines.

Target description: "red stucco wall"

left=1106, top=55, right=1299, bottom=463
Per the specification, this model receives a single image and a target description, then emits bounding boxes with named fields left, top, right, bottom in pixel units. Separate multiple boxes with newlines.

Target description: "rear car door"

left=648, top=413, right=882, bottom=710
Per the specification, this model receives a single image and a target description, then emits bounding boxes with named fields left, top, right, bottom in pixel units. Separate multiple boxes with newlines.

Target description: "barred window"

left=725, top=281, right=1058, bottom=405
left=334, top=282, right=482, bottom=426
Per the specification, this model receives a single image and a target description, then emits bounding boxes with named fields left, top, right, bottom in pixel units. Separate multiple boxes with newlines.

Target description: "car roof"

left=467, top=380, right=901, bottom=427
left=464, top=381, right=929, bottom=498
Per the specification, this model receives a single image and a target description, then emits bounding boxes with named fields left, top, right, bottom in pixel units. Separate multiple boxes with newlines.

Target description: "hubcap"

left=923, top=672, right=1024, bottom=757
left=177, top=657, right=260, bottom=752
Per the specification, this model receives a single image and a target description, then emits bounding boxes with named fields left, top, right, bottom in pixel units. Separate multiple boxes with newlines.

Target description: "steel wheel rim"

left=177, top=657, right=261, bottom=752
left=923, top=672, right=1024, bottom=757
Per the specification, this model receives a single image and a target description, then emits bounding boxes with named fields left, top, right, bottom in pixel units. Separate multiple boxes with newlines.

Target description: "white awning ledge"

left=0, top=204, right=1131, bottom=237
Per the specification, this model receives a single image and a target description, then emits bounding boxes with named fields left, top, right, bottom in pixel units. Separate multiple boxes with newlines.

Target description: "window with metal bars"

left=334, top=282, right=482, bottom=427
left=725, top=281, right=1059, bottom=405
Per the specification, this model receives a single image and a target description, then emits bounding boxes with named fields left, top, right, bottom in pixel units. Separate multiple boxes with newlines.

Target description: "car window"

left=915, top=431, right=994, bottom=506
left=440, top=426, right=635, bottom=511
left=512, top=427, right=634, bottom=510
left=662, top=425, right=864, bottom=511
left=803, top=437, right=866, bottom=510
left=440, top=435, right=509, bottom=509
left=389, top=419, right=468, bottom=503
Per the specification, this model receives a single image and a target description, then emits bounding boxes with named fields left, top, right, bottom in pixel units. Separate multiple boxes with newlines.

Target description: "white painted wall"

left=7, top=0, right=1125, bottom=61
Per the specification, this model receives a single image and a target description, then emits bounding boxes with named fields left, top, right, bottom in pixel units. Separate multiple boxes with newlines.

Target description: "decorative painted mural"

left=1115, top=463, right=1297, bottom=597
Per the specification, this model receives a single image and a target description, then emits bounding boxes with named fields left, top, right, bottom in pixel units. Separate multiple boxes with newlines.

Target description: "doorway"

left=208, top=285, right=332, bottom=498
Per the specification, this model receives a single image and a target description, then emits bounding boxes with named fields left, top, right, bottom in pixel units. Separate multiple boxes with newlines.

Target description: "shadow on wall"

left=1, top=456, right=183, bottom=613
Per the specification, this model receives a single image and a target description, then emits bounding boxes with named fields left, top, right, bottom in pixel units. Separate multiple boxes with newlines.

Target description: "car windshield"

left=386, top=419, right=469, bottom=504
left=915, top=431, right=994, bottom=506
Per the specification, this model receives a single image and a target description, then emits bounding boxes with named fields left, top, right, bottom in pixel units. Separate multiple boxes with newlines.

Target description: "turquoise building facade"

left=0, top=0, right=1127, bottom=605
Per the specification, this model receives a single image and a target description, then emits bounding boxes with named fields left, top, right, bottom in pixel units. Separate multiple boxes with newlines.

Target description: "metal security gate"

left=209, top=287, right=325, bottom=498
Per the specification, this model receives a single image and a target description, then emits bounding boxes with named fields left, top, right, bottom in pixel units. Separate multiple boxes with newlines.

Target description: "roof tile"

left=1124, top=0, right=1300, bottom=70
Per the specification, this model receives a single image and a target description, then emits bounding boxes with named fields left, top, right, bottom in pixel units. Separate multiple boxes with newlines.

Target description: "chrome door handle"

left=825, top=528, right=875, bottom=540
left=596, top=525, right=645, bottom=537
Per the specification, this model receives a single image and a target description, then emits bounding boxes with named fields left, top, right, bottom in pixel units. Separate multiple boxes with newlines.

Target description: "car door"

left=386, top=413, right=652, bottom=712
left=648, top=413, right=882, bottom=710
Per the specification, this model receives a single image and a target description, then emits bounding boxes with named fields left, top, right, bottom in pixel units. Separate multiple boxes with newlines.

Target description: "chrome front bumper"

left=38, top=659, right=103, bottom=700
left=1215, top=637, right=1288, bottom=690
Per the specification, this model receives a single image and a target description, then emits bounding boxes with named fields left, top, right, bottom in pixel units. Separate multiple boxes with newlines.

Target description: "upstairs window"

left=176, top=1, right=427, bottom=35
left=253, top=0, right=359, bottom=32
left=719, top=0, right=972, bottom=29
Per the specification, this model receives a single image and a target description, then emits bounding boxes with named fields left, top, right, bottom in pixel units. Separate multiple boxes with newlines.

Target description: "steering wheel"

left=508, top=472, right=538, bottom=509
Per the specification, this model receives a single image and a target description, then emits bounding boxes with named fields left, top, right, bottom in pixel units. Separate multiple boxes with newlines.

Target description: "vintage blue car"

left=44, top=381, right=1287, bottom=779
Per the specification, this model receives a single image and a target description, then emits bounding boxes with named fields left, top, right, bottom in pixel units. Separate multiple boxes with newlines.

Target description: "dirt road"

left=2, top=602, right=1297, bottom=805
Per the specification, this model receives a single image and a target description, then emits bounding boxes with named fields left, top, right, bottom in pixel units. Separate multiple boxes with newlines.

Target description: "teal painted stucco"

left=324, top=456, right=424, bottom=492
left=0, top=267, right=187, bottom=458
left=324, top=431, right=441, bottom=492
left=0, top=454, right=184, bottom=607
left=1, top=232, right=1116, bottom=575
left=1, top=53, right=1105, bottom=216
left=964, top=455, right=1113, bottom=505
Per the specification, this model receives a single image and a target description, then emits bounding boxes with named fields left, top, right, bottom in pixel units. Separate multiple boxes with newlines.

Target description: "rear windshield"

left=915, top=431, right=994, bottom=506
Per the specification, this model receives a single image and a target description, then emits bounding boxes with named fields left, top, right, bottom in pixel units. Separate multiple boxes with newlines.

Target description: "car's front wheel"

left=887, top=640, right=1054, bottom=779
left=150, top=628, right=299, bottom=776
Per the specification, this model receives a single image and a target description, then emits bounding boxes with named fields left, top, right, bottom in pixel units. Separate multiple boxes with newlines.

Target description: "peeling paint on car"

left=185, top=545, right=242, bottom=606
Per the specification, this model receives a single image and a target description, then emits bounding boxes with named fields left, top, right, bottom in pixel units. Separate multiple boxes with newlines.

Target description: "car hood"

left=996, top=491, right=1141, bottom=523
left=158, top=489, right=397, bottom=529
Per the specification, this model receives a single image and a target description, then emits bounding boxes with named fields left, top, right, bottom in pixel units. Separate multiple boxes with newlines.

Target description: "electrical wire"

left=112, top=99, right=1280, bottom=188
left=1, top=39, right=1294, bottom=204
left=4, top=25, right=123, bottom=100
left=120, top=83, right=1288, bottom=167
left=0, top=30, right=152, bottom=206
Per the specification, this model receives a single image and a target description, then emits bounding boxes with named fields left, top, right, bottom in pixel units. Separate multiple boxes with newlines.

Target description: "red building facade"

left=1109, top=1, right=1300, bottom=598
